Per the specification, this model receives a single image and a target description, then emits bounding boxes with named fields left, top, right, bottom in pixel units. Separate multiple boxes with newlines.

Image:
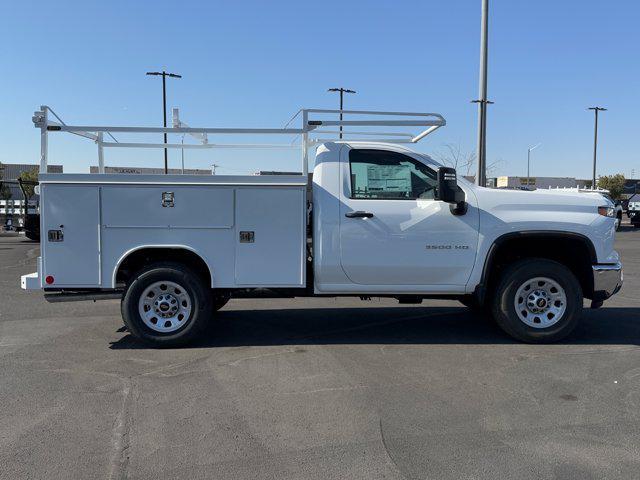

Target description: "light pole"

left=588, top=106, right=606, bottom=189
left=146, top=70, right=182, bottom=174
left=527, top=143, right=541, bottom=186
left=328, top=87, right=356, bottom=139
left=473, top=0, right=493, bottom=187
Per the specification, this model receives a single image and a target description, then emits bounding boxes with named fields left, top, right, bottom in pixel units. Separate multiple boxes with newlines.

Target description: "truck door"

left=338, top=147, right=479, bottom=288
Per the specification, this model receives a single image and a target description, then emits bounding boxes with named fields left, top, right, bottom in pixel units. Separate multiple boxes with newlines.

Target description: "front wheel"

left=121, top=262, right=212, bottom=346
left=212, top=293, right=230, bottom=311
left=492, top=258, right=583, bottom=343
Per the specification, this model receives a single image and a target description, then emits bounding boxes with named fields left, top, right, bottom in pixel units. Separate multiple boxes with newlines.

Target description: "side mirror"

left=437, top=167, right=467, bottom=215
left=437, top=167, right=459, bottom=203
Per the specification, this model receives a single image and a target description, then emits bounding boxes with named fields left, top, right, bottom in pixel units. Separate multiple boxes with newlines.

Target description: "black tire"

left=491, top=258, right=583, bottom=343
left=25, top=231, right=40, bottom=242
left=121, top=262, right=212, bottom=347
left=212, top=293, right=230, bottom=312
left=615, top=214, right=622, bottom=231
left=458, top=296, right=487, bottom=312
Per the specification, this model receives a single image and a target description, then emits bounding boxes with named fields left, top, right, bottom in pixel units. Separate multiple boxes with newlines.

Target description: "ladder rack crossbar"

left=101, top=142, right=300, bottom=150
left=50, top=125, right=306, bottom=135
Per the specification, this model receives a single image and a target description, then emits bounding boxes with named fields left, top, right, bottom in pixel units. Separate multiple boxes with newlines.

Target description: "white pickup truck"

left=21, top=106, right=623, bottom=345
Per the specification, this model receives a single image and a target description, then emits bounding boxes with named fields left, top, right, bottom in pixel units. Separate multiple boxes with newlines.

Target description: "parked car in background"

left=600, top=193, right=624, bottom=230
left=628, top=194, right=640, bottom=227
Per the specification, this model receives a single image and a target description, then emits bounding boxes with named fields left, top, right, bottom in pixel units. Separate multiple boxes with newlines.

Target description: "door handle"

left=345, top=211, right=374, bottom=218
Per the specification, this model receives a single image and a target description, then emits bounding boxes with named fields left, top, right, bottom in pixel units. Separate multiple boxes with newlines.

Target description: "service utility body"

left=21, top=106, right=623, bottom=345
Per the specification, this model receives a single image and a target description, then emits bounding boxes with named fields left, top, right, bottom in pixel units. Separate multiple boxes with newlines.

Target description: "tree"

left=0, top=162, right=12, bottom=201
left=0, top=182, right=11, bottom=201
left=433, top=143, right=502, bottom=179
left=433, top=144, right=477, bottom=176
left=18, top=167, right=39, bottom=200
left=597, top=174, right=625, bottom=200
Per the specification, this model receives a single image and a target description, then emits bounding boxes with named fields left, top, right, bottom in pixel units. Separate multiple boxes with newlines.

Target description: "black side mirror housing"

left=437, top=167, right=467, bottom=215
left=437, top=167, right=459, bottom=203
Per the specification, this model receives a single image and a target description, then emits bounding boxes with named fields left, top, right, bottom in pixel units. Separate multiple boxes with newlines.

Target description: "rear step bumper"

left=21, top=272, right=40, bottom=290
left=20, top=257, right=42, bottom=290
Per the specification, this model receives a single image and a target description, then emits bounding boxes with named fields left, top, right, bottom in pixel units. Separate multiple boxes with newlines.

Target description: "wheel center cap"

left=536, top=298, right=547, bottom=308
left=159, top=303, right=170, bottom=312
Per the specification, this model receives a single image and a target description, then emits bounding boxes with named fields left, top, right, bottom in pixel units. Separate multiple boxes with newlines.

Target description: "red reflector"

left=45, top=275, right=54, bottom=285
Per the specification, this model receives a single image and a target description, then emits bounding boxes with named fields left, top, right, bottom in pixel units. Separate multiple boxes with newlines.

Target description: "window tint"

left=349, top=149, right=438, bottom=200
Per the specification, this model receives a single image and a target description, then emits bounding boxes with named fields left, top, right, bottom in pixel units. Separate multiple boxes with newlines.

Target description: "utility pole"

left=328, top=87, right=356, bottom=139
left=588, top=106, right=607, bottom=189
left=146, top=70, right=182, bottom=174
left=527, top=143, right=541, bottom=186
left=472, top=0, right=493, bottom=187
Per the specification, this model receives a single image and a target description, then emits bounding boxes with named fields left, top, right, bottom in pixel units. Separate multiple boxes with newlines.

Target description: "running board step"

left=44, top=291, right=123, bottom=303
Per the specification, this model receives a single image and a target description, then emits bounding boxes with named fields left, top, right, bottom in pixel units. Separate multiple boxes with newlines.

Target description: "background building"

left=89, top=166, right=211, bottom=175
left=0, top=163, right=62, bottom=199
left=496, top=176, right=577, bottom=190
left=1, top=163, right=62, bottom=227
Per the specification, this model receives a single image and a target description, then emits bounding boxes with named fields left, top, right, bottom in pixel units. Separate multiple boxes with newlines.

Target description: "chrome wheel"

left=514, top=277, right=567, bottom=328
left=138, top=281, right=192, bottom=333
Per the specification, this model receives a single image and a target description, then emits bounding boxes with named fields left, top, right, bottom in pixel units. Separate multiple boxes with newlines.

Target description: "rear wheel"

left=491, top=258, right=583, bottom=343
left=121, top=262, right=212, bottom=346
left=458, top=295, right=489, bottom=314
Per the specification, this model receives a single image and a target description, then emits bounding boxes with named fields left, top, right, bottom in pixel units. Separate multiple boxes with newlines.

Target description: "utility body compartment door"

left=234, top=187, right=305, bottom=286
left=41, top=185, right=100, bottom=286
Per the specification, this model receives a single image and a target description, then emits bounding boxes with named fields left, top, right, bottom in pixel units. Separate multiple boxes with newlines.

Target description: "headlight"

left=598, top=206, right=615, bottom=217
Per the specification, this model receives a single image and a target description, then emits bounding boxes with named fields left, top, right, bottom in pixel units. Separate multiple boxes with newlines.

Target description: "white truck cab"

left=21, top=106, right=623, bottom=345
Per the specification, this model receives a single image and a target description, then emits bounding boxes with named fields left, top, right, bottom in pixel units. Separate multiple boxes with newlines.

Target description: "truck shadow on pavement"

left=109, top=306, right=640, bottom=349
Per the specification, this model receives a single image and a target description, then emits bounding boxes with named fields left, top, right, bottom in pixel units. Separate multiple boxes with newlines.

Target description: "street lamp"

left=328, top=87, right=356, bottom=139
left=473, top=0, right=493, bottom=187
left=588, top=106, right=607, bottom=189
left=146, top=70, right=182, bottom=174
left=527, top=143, right=541, bottom=186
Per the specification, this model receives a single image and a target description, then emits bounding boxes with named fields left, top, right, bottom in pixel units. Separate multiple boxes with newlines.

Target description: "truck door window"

left=349, top=149, right=437, bottom=200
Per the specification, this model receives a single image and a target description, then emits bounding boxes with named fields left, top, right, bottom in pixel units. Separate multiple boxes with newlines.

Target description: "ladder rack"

left=33, top=106, right=446, bottom=176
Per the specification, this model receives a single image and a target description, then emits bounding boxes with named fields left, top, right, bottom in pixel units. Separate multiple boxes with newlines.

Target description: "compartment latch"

left=162, top=192, right=174, bottom=208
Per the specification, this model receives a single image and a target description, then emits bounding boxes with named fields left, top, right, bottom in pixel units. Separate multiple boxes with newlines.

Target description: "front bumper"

left=592, top=262, right=623, bottom=301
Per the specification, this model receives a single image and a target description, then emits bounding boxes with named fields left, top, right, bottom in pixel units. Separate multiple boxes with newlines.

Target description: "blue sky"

left=1, top=0, right=638, bottom=178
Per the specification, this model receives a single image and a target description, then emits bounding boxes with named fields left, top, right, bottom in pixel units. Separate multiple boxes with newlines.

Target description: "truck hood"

left=472, top=187, right=607, bottom=211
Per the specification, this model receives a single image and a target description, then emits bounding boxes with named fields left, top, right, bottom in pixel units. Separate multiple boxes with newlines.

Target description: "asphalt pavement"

left=0, top=228, right=638, bottom=479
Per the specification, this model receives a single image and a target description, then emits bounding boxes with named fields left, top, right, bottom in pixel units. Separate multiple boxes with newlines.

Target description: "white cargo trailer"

left=22, top=106, right=622, bottom=345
